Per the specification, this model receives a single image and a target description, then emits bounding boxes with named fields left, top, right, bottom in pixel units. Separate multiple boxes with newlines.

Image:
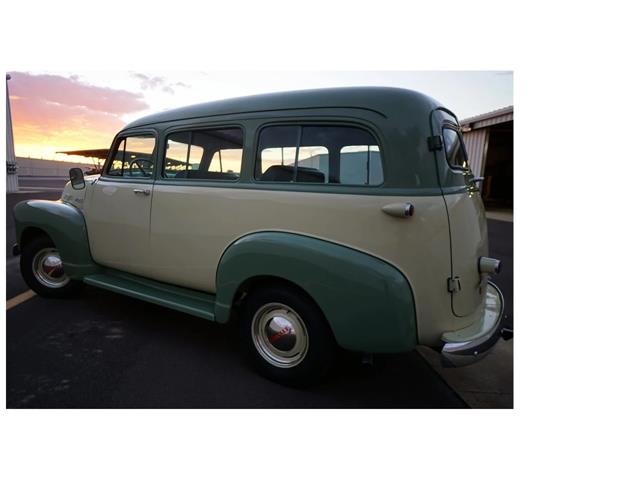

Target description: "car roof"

left=123, top=86, right=440, bottom=130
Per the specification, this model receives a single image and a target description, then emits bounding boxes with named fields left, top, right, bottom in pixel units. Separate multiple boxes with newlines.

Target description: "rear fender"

left=215, top=231, right=417, bottom=353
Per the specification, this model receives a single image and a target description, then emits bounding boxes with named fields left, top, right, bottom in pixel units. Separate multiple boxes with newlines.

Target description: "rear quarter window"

left=255, top=125, right=383, bottom=186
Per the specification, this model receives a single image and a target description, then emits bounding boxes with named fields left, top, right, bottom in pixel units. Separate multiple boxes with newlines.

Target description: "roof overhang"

left=460, top=106, right=513, bottom=131
left=57, top=149, right=110, bottom=160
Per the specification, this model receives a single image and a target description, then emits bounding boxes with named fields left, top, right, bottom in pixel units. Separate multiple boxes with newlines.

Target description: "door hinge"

left=448, top=276, right=462, bottom=293
left=427, top=135, right=443, bottom=151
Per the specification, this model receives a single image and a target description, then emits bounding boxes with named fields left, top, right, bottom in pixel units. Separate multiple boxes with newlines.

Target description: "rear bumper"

left=440, top=281, right=506, bottom=367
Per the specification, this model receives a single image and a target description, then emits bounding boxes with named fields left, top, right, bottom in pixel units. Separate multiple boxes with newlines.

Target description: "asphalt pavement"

left=5, top=189, right=513, bottom=408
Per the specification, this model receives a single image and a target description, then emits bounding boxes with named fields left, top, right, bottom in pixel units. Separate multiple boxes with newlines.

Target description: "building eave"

left=460, top=105, right=513, bottom=129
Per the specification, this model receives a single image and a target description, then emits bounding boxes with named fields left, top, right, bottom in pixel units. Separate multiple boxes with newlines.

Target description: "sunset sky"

left=7, top=71, right=513, bottom=164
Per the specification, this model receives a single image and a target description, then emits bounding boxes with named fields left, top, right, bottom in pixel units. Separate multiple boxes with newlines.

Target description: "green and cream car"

left=13, top=87, right=505, bottom=385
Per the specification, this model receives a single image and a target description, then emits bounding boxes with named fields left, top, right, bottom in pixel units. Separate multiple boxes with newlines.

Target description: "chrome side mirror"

left=69, top=168, right=85, bottom=190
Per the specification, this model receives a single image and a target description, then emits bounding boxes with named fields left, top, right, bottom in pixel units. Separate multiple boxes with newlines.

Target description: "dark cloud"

left=130, top=72, right=190, bottom=95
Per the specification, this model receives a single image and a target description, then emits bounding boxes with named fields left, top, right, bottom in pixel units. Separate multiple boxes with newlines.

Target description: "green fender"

left=215, top=232, right=417, bottom=353
left=14, top=200, right=99, bottom=278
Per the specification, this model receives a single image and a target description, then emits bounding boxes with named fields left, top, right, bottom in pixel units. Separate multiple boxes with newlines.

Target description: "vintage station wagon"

left=13, top=87, right=506, bottom=385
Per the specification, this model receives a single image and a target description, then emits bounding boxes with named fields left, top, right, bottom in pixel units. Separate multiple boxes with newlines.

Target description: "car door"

left=435, top=112, right=489, bottom=317
left=147, top=126, right=245, bottom=291
left=84, top=132, right=157, bottom=277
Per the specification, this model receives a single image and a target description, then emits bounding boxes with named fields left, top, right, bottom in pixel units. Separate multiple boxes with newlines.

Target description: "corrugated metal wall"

left=16, top=157, right=96, bottom=176
left=472, top=112, right=513, bottom=129
left=461, top=107, right=513, bottom=178
left=463, top=129, right=488, bottom=176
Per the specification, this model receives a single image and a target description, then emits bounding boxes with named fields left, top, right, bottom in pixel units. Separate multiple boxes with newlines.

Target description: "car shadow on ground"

left=6, top=286, right=467, bottom=409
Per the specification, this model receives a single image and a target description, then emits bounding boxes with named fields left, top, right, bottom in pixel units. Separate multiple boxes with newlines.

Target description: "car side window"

left=255, top=125, right=383, bottom=185
left=339, top=145, right=383, bottom=185
left=106, top=135, right=156, bottom=178
left=442, top=127, right=468, bottom=170
left=163, top=128, right=243, bottom=181
left=163, top=132, right=204, bottom=177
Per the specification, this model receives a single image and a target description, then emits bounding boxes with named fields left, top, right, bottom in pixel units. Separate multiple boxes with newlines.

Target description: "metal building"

left=461, top=106, right=513, bottom=209
left=6, top=74, right=19, bottom=193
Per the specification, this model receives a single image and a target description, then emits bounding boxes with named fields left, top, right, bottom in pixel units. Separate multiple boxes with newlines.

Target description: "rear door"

left=84, top=133, right=157, bottom=276
left=437, top=114, right=489, bottom=317
left=148, top=126, right=245, bottom=291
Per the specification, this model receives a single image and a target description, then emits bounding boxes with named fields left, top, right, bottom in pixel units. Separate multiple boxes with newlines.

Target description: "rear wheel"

left=241, top=284, right=336, bottom=386
left=20, top=236, right=82, bottom=298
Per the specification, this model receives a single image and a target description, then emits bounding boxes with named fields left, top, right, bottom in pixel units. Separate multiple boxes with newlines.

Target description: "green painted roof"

left=124, top=86, right=441, bottom=129
left=120, top=86, right=461, bottom=192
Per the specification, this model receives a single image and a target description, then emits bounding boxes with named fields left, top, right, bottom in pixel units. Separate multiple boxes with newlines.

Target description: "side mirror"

left=69, top=168, right=85, bottom=190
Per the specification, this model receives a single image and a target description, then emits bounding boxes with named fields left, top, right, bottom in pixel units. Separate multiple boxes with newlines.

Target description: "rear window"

left=442, top=127, right=468, bottom=170
left=255, top=125, right=383, bottom=185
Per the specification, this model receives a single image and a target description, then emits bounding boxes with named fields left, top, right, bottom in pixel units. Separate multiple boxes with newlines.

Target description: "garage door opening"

left=482, top=121, right=513, bottom=210
left=461, top=106, right=513, bottom=220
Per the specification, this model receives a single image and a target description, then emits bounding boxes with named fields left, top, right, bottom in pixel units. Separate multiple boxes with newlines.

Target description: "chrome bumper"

left=441, top=281, right=507, bottom=367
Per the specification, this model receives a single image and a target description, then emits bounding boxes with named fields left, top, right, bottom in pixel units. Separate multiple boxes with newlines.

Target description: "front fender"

left=14, top=200, right=99, bottom=278
left=215, top=232, right=417, bottom=353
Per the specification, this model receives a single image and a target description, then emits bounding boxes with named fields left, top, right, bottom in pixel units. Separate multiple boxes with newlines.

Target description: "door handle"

left=382, top=202, right=414, bottom=218
left=133, top=189, right=151, bottom=196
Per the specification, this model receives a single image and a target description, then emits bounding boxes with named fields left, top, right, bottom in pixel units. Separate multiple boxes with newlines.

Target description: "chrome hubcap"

left=32, top=248, right=70, bottom=288
left=251, top=302, right=309, bottom=368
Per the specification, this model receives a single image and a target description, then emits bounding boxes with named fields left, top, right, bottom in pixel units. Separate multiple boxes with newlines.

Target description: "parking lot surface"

left=6, top=190, right=512, bottom=408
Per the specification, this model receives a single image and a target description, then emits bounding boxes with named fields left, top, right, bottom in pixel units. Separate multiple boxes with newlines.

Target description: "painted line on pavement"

left=6, top=290, right=37, bottom=310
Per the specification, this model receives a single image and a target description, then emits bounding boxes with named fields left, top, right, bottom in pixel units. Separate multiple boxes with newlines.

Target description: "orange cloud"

left=8, top=72, right=149, bottom=162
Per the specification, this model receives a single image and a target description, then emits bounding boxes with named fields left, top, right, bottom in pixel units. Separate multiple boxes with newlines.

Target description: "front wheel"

left=241, top=285, right=336, bottom=386
left=20, top=236, right=83, bottom=298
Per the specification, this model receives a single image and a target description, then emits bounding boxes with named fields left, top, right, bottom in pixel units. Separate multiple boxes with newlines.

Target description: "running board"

left=83, top=270, right=216, bottom=321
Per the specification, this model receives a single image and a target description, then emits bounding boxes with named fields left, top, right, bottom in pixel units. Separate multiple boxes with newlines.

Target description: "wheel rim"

left=32, top=248, right=70, bottom=288
left=251, top=302, right=309, bottom=368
